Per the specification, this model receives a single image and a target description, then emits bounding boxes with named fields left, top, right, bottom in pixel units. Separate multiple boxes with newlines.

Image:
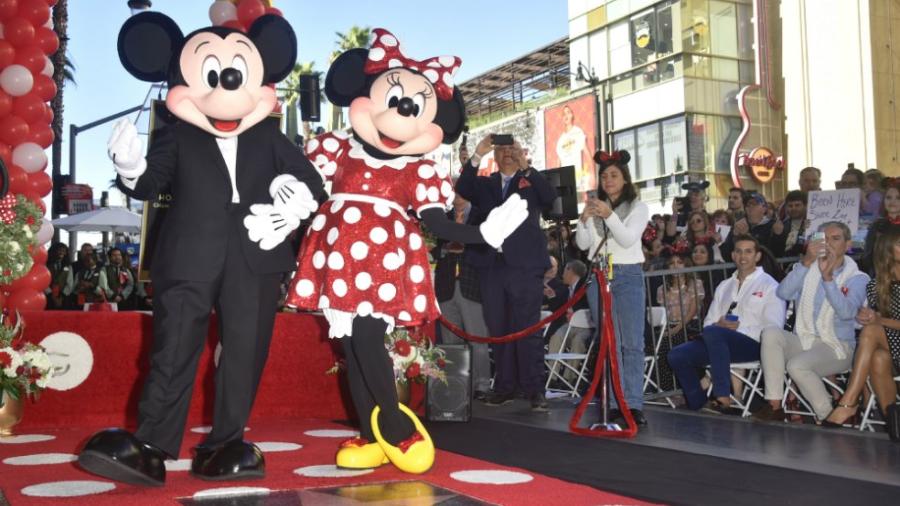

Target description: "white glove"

left=479, top=194, right=528, bottom=249
left=243, top=204, right=300, bottom=250
left=269, top=174, right=318, bottom=221
left=107, top=118, right=147, bottom=179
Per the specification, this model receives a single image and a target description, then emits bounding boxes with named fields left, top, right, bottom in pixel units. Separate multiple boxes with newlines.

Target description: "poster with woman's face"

left=544, top=95, right=597, bottom=195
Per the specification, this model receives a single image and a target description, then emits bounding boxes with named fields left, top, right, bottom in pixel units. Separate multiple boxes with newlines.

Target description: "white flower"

left=23, top=226, right=33, bottom=239
left=0, top=347, right=23, bottom=378
left=10, top=242, right=20, bottom=252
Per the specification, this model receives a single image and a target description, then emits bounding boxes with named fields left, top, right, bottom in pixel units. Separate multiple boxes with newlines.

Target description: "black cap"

left=681, top=180, right=710, bottom=193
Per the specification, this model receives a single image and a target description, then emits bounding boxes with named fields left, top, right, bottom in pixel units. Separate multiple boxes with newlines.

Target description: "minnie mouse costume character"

left=288, top=28, right=527, bottom=474
left=77, top=13, right=324, bottom=486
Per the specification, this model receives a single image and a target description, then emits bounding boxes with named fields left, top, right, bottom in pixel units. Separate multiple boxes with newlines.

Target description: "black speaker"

left=541, top=165, right=579, bottom=221
left=426, top=344, right=471, bottom=422
left=298, top=73, right=321, bottom=122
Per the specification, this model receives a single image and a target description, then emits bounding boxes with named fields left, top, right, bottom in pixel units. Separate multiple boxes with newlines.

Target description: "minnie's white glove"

left=243, top=204, right=300, bottom=250
left=107, top=118, right=147, bottom=179
left=479, top=194, right=528, bottom=249
left=269, top=174, right=318, bottom=221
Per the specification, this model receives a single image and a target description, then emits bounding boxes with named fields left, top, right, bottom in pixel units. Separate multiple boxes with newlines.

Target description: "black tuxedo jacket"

left=117, top=120, right=325, bottom=282
left=544, top=278, right=589, bottom=337
left=455, top=161, right=556, bottom=270
left=432, top=206, right=486, bottom=303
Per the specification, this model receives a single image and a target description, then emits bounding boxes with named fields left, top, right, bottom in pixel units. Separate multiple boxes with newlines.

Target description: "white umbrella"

left=52, top=207, right=142, bottom=233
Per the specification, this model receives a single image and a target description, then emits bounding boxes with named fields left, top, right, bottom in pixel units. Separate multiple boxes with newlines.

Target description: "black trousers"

left=134, top=220, right=281, bottom=457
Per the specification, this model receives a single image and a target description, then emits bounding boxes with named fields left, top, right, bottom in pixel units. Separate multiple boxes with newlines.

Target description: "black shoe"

left=473, top=390, right=489, bottom=402
left=751, top=404, right=786, bottom=423
left=530, top=392, right=549, bottom=412
left=601, top=408, right=624, bottom=425
left=700, top=399, right=730, bottom=415
left=483, top=391, right=515, bottom=406
left=629, top=409, right=648, bottom=427
left=77, top=429, right=166, bottom=487
left=190, top=440, right=265, bottom=481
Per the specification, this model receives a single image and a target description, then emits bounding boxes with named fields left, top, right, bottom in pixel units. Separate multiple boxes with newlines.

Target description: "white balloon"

left=41, top=57, right=53, bottom=78
left=0, top=65, right=34, bottom=97
left=209, top=1, right=238, bottom=26
left=13, top=143, right=48, bottom=174
left=36, top=221, right=53, bottom=245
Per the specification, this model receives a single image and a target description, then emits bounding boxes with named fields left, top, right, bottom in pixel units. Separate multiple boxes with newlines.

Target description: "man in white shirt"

left=667, top=235, right=786, bottom=413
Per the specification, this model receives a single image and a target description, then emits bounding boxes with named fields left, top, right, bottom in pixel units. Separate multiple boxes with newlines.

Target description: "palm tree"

left=281, top=61, right=318, bottom=144
left=329, top=26, right=370, bottom=131
left=51, top=0, right=75, bottom=220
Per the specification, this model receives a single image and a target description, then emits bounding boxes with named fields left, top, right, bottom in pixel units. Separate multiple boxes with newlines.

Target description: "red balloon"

left=237, top=0, right=265, bottom=26
left=9, top=263, right=50, bottom=292
left=7, top=164, right=27, bottom=193
left=4, top=17, right=35, bottom=48
left=0, top=89, right=13, bottom=117
left=12, top=92, right=43, bottom=123
left=17, top=1, right=49, bottom=26
left=32, top=74, right=56, bottom=101
left=0, top=114, right=29, bottom=145
left=41, top=103, right=53, bottom=123
left=4, top=288, right=46, bottom=313
left=13, top=44, right=44, bottom=74
left=30, top=245, right=47, bottom=265
left=265, top=7, right=283, bottom=17
left=222, top=19, right=245, bottom=31
left=46, top=0, right=58, bottom=7
left=0, top=142, right=11, bottom=167
left=0, top=0, right=17, bottom=21
left=28, top=122, right=52, bottom=148
left=27, top=170, right=51, bottom=197
left=0, top=40, right=16, bottom=68
left=34, top=26, right=57, bottom=56
left=0, top=291, right=5, bottom=311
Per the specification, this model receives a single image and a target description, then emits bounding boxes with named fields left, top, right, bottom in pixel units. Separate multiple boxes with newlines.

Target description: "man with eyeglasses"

left=667, top=235, right=785, bottom=413
left=720, top=192, right=774, bottom=260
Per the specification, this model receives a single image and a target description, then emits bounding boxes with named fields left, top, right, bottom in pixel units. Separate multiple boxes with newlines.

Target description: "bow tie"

left=363, top=28, right=461, bottom=101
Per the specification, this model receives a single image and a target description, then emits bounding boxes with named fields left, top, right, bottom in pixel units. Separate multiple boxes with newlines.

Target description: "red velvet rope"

left=437, top=282, right=589, bottom=343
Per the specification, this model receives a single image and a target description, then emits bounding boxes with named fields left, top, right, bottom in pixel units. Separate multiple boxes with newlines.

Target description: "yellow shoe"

left=335, top=437, right=389, bottom=469
left=370, top=404, right=435, bottom=474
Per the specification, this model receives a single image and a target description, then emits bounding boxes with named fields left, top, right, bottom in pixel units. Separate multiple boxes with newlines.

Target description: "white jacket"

left=703, top=266, right=785, bottom=342
left=575, top=200, right=648, bottom=264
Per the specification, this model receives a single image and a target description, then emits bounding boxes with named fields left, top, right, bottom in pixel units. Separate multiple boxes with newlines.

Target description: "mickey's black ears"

left=325, top=48, right=370, bottom=107
left=247, top=15, right=297, bottom=84
left=118, top=11, right=183, bottom=83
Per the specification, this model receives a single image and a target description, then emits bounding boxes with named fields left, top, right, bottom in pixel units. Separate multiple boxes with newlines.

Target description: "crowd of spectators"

left=44, top=242, right=151, bottom=311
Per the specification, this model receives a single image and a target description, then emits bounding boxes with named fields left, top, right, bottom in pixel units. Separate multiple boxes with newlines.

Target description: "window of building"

left=609, top=21, right=632, bottom=75
left=613, top=129, right=637, bottom=169
left=656, top=1, right=680, bottom=57
left=736, top=2, right=754, bottom=60
left=630, top=9, right=656, bottom=67
left=588, top=28, right=610, bottom=80
left=709, top=0, right=738, bottom=58
left=687, top=113, right=743, bottom=172
left=662, top=116, right=687, bottom=173
left=637, top=123, right=662, bottom=179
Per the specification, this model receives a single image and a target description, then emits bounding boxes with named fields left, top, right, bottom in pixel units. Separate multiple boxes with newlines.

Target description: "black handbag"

left=887, top=403, right=900, bottom=442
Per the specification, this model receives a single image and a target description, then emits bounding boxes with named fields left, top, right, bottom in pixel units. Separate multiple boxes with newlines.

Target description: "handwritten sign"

left=805, top=189, right=860, bottom=238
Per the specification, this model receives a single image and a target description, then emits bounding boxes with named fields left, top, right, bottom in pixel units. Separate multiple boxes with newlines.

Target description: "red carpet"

left=0, top=419, right=652, bottom=505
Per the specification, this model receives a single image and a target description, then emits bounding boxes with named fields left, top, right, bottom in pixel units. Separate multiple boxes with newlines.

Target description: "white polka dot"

left=426, top=186, right=440, bottom=202
left=380, top=34, right=398, bottom=46
left=296, top=279, right=315, bottom=297
left=415, top=184, right=427, bottom=201
left=343, top=207, right=361, bottom=224
left=22, top=480, right=116, bottom=497
left=443, top=72, right=454, bottom=88
left=332, top=279, right=348, bottom=297
left=294, top=465, right=373, bottom=478
left=389, top=58, right=403, bottom=68
left=427, top=61, right=442, bottom=68
left=0, top=434, right=55, bottom=444
left=410, top=265, right=425, bottom=283
left=450, top=470, right=534, bottom=485
left=364, top=172, right=372, bottom=179
left=423, top=69, right=439, bottom=83
left=3, top=453, right=77, bottom=465
left=370, top=227, right=388, bottom=244
left=418, top=164, right=435, bottom=179
left=441, top=181, right=453, bottom=197
left=328, top=252, right=345, bottom=270
left=355, top=272, right=372, bottom=290
left=303, top=429, right=360, bottom=438
left=318, top=295, right=330, bottom=308
left=310, top=214, right=327, bottom=231
left=439, top=56, right=456, bottom=67
left=255, top=442, right=303, bottom=452
left=312, top=251, right=326, bottom=269
left=362, top=184, right=370, bottom=191
left=374, top=203, right=391, bottom=217
left=190, top=426, right=213, bottom=434
left=368, top=47, right=385, bottom=61
left=306, top=138, right=320, bottom=152
left=350, top=241, right=369, bottom=260
left=323, top=138, right=340, bottom=152
left=193, top=487, right=271, bottom=499
left=326, top=228, right=340, bottom=245
left=398, top=311, right=412, bottom=321
left=330, top=200, right=345, bottom=213
left=414, top=295, right=427, bottom=312
left=409, top=233, right=422, bottom=250
left=322, top=161, right=337, bottom=176
left=378, top=283, right=397, bottom=302
left=333, top=130, right=350, bottom=139
left=394, top=220, right=406, bottom=238
left=315, top=154, right=329, bottom=166
left=357, top=301, right=374, bottom=316
left=165, top=459, right=192, bottom=471
left=383, top=252, right=403, bottom=271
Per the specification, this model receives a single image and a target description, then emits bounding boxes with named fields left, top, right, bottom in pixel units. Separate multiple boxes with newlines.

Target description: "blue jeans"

left=667, top=325, right=760, bottom=410
left=588, top=263, right=645, bottom=411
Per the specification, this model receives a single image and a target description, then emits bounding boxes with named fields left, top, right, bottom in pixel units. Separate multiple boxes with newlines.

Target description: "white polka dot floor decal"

left=193, top=487, right=271, bottom=499
left=0, top=434, right=55, bottom=444
left=165, top=459, right=192, bottom=471
left=255, top=442, right=303, bottom=452
left=294, top=465, right=373, bottom=478
left=3, top=453, right=77, bottom=465
left=190, top=426, right=250, bottom=434
left=21, top=480, right=116, bottom=497
left=303, top=429, right=359, bottom=438
left=450, top=470, right=534, bottom=485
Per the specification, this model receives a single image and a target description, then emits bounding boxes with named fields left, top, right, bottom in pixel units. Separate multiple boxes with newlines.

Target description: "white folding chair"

left=545, top=309, right=595, bottom=397
left=858, top=375, right=900, bottom=432
left=642, top=306, right=666, bottom=394
left=540, top=310, right=552, bottom=339
left=781, top=372, right=848, bottom=422
left=705, top=361, right=765, bottom=417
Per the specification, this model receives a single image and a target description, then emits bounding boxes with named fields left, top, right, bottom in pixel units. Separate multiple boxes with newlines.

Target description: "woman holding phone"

left=575, top=150, right=649, bottom=426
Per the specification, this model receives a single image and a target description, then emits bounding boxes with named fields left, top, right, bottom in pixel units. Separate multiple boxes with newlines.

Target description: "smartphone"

left=492, top=134, right=514, bottom=146
left=586, top=190, right=598, bottom=200
left=812, top=231, right=827, bottom=258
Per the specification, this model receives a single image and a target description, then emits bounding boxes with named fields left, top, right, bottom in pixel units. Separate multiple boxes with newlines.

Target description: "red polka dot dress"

left=286, top=131, right=454, bottom=337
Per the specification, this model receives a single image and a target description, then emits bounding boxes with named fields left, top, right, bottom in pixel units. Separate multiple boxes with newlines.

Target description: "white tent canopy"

left=52, top=207, right=142, bottom=233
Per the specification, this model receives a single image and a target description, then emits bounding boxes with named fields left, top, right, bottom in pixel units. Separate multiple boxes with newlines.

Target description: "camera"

left=491, top=134, right=514, bottom=146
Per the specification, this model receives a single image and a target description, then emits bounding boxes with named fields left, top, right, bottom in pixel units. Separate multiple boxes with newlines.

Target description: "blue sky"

left=62, top=0, right=567, bottom=201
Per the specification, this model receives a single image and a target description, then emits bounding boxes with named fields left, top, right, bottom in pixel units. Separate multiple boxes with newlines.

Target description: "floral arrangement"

left=0, top=194, right=42, bottom=285
left=0, top=314, right=53, bottom=401
left=385, top=328, right=448, bottom=385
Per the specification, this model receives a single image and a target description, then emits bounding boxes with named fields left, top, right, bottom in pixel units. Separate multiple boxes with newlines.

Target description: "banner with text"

left=805, top=189, right=861, bottom=238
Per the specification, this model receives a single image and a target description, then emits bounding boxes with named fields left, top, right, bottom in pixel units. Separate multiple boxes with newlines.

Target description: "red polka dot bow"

left=0, top=194, right=16, bottom=224
left=363, top=28, right=461, bottom=101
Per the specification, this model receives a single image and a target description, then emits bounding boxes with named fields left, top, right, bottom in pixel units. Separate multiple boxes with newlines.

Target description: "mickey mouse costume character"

left=77, top=13, right=324, bottom=486
left=288, top=28, right=527, bottom=474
